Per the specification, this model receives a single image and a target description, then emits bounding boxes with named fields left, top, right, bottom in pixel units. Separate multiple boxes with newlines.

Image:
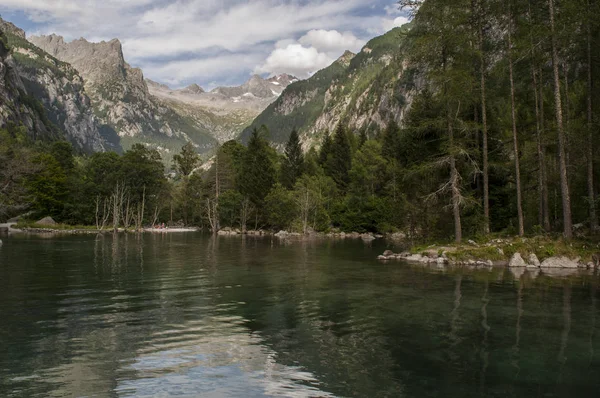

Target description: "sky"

left=0, top=0, right=409, bottom=89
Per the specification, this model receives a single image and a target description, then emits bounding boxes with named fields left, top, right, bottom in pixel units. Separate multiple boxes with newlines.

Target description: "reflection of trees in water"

left=557, top=281, right=572, bottom=383
left=4, top=235, right=600, bottom=398
left=591, top=281, right=597, bottom=366
left=479, top=279, right=490, bottom=395
left=511, top=274, right=524, bottom=375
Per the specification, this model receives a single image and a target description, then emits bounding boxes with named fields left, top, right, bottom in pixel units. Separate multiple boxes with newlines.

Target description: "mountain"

left=240, top=25, right=414, bottom=148
left=147, top=74, right=297, bottom=143
left=0, top=18, right=114, bottom=152
left=29, top=33, right=218, bottom=161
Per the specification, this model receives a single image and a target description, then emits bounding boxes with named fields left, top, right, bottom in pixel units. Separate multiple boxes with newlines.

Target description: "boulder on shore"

left=509, top=253, right=527, bottom=268
left=528, top=253, right=541, bottom=267
left=540, top=256, right=581, bottom=269
left=36, top=217, right=57, bottom=226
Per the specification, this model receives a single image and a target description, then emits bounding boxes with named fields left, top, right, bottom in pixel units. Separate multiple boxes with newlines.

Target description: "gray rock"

left=540, top=256, right=580, bottom=269
left=36, top=217, right=57, bottom=226
left=528, top=253, right=541, bottom=267
left=361, top=233, right=376, bottom=241
left=405, top=254, right=424, bottom=263
left=274, top=230, right=289, bottom=238
left=509, top=253, right=527, bottom=268
left=383, top=250, right=395, bottom=257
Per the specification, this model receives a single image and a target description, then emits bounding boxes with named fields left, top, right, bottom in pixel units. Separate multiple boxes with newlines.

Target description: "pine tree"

left=381, top=120, right=400, bottom=160
left=240, top=127, right=276, bottom=210
left=324, top=124, right=352, bottom=190
left=173, top=142, right=200, bottom=178
left=318, top=132, right=333, bottom=166
left=280, top=129, right=304, bottom=189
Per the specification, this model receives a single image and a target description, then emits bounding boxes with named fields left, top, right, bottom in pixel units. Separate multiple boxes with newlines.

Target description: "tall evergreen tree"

left=324, top=124, right=352, bottom=191
left=240, top=127, right=276, bottom=210
left=173, top=142, right=200, bottom=178
left=381, top=120, right=400, bottom=161
left=280, top=129, right=304, bottom=189
left=318, top=132, right=333, bottom=166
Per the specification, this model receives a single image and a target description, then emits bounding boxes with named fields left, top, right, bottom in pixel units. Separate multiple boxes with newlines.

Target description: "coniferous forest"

left=2, top=0, right=600, bottom=243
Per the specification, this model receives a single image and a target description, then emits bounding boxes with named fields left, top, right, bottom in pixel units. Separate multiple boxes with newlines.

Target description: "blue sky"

left=0, top=1, right=409, bottom=89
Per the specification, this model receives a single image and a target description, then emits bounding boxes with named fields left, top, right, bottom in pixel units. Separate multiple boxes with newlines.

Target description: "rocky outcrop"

left=29, top=33, right=217, bottom=158
left=0, top=20, right=109, bottom=152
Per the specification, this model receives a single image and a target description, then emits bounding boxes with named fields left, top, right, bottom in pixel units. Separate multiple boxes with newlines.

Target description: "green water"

left=0, top=233, right=599, bottom=397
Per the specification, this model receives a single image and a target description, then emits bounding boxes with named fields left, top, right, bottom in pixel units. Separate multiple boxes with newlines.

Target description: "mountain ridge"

left=240, top=26, right=413, bottom=149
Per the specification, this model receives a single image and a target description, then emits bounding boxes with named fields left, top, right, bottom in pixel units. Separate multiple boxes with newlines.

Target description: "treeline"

left=0, top=125, right=166, bottom=230
left=389, top=0, right=600, bottom=241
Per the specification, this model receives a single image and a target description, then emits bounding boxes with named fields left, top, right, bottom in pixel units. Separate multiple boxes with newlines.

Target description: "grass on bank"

left=411, top=234, right=600, bottom=263
left=15, top=221, right=102, bottom=231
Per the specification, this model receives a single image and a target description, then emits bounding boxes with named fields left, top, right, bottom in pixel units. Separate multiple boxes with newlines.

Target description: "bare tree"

left=95, top=195, right=112, bottom=230
left=240, top=196, right=253, bottom=233
left=112, top=182, right=127, bottom=232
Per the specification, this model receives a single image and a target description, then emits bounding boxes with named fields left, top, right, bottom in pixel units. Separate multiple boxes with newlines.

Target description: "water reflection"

left=0, top=234, right=599, bottom=397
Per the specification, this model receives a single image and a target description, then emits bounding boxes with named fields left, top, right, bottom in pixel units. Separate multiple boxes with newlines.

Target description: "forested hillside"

left=240, top=25, right=413, bottom=149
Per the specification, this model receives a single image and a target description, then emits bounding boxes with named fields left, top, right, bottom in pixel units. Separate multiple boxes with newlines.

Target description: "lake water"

left=0, top=232, right=599, bottom=397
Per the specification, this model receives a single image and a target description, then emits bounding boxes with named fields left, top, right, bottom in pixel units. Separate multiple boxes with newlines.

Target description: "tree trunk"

left=532, top=67, right=550, bottom=231
left=586, top=0, right=598, bottom=230
left=449, top=112, right=462, bottom=243
left=508, top=5, right=525, bottom=237
left=548, top=0, right=573, bottom=239
left=478, top=0, right=490, bottom=235
left=539, top=67, right=551, bottom=231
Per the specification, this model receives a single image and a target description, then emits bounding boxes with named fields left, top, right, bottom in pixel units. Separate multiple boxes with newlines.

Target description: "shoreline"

left=377, top=236, right=600, bottom=271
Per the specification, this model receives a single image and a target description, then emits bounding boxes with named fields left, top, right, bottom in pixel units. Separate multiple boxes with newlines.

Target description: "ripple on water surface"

left=0, top=233, right=599, bottom=397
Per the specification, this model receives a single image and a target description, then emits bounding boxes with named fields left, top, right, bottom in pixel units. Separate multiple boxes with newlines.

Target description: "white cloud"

left=381, top=16, right=410, bottom=33
left=142, top=52, right=265, bottom=87
left=299, top=29, right=365, bottom=53
left=0, top=0, right=409, bottom=86
left=255, top=44, right=333, bottom=78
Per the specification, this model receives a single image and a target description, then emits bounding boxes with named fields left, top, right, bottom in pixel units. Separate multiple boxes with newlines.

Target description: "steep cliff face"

left=29, top=34, right=218, bottom=159
left=0, top=19, right=111, bottom=152
left=241, top=26, right=414, bottom=149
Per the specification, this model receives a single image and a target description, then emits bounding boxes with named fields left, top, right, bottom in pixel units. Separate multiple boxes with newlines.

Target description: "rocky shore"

left=378, top=237, right=600, bottom=270
left=217, top=227, right=383, bottom=241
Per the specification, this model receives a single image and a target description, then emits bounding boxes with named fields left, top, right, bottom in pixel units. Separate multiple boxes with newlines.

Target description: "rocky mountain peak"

left=181, top=83, right=204, bottom=94
left=0, top=17, right=25, bottom=39
left=29, top=34, right=128, bottom=85
left=336, top=50, right=356, bottom=67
